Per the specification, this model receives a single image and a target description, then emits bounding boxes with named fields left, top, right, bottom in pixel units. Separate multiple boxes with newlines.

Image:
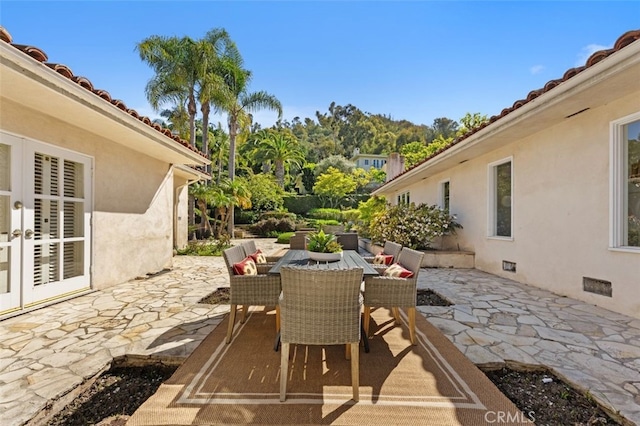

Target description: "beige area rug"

left=128, top=307, right=532, bottom=425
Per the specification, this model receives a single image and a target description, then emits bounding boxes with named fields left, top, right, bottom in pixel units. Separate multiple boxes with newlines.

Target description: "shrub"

left=308, top=208, right=343, bottom=221
left=249, top=217, right=296, bottom=237
left=369, top=203, right=462, bottom=249
left=235, top=209, right=258, bottom=225
left=259, top=211, right=297, bottom=221
left=283, top=195, right=321, bottom=215
left=356, top=195, right=387, bottom=238
left=176, top=237, right=231, bottom=256
left=276, top=232, right=295, bottom=244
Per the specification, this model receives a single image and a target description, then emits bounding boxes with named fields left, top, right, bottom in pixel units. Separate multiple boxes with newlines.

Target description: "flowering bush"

left=368, top=203, right=462, bottom=250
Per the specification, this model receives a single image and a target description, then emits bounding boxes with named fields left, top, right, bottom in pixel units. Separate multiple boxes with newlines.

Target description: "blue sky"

left=2, top=1, right=639, bottom=128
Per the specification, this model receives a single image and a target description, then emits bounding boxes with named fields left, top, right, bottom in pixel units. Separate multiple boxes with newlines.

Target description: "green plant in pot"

left=306, top=230, right=343, bottom=262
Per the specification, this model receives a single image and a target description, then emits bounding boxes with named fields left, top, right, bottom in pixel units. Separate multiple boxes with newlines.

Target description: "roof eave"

left=373, top=38, right=640, bottom=195
left=0, top=42, right=209, bottom=167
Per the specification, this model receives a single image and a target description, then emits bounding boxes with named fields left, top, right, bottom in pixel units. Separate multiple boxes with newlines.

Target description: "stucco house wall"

left=0, top=28, right=209, bottom=316
left=0, top=100, right=181, bottom=288
left=375, top=30, right=640, bottom=319
left=386, top=92, right=639, bottom=318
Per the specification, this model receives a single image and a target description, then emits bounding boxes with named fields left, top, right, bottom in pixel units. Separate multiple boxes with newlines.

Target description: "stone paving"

left=418, top=268, right=640, bottom=424
left=0, top=239, right=638, bottom=425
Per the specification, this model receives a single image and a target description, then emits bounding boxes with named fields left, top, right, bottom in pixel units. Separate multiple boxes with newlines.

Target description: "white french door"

left=0, top=132, right=92, bottom=315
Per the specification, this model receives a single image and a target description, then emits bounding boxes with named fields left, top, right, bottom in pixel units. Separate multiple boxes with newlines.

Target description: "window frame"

left=439, top=179, right=450, bottom=212
left=609, top=111, right=640, bottom=253
left=487, top=157, right=513, bottom=240
left=397, top=191, right=410, bottom=205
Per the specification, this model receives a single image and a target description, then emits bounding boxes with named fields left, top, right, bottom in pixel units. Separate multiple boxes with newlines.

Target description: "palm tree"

left=189, top=182, right=217, bottom=238
left=209, top=178, right=252, bottom=238
left=197, top=29, right=240, bottom=170
left=137, top=36, right=204, bottom=149
left=213, top=61, right=283, bottom=234
left=159, top=102, right=189, bottom=140
left=251, top=130, right=306, bottom=188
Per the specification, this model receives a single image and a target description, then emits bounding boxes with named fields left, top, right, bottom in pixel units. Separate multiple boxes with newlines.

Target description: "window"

left=440, top=180, right=450, bottom=211
left=373, top=159, right=380, bottom=168
left=610, top=112, right=640, bottom=250
left=397, top=191, right=410, bottom=205
left=488, top=158, right=512, bottom=238
left=364, top=159, right=369, bottom=166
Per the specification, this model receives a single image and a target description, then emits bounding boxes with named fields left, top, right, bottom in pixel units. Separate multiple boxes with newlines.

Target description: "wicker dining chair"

left=240, top=240, right=281, bottom=274
left=279, top=266, right=364, bottom=402
left=362, top=240, right=403, bottom=273
left=222, top=245, right=282, bottom=344
left=363, top=247, right=424, bottom=345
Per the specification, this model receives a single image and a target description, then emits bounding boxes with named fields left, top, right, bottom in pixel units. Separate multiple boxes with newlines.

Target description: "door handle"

left=12, top=229, right=22, bottom=239
left=24, top=229, right=34, bottom=239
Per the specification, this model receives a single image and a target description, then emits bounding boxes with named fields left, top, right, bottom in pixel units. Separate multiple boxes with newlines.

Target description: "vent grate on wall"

left=583, top=277, right=612, bottom=297
left=502, top=260, right=516, bottom=273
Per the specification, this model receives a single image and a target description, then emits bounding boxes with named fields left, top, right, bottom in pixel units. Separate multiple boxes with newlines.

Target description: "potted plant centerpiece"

left=307, top=230, right=343, bottom=262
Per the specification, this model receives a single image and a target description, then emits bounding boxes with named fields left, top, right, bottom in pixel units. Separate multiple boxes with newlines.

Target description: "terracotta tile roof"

left=0, top=26, right=207, bottom=160
left=384, top=28, right=640, bottom=186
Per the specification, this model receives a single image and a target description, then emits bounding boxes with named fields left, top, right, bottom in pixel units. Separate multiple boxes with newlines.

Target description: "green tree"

left=313, top=167, right=357, bottom=208
left=189, top=182, right=217, bottom=237
left=197, top=28, right=240, bottom=170
left=457, top=112, right=489, bottom=137
left=214, top=60, right=282, bottom=234
left=241, top=173, right=285, bottom=212
left=246, top=130, right=305, bottom=188
left=209, top=178, right=252, bottom=237
left=314, top=155, right=355, bottom=177
left=137, top=35, right=203, bottom=148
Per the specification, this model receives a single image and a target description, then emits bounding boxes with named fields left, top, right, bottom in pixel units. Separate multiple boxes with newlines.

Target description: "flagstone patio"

left=0, top=238, right=638, bottom=425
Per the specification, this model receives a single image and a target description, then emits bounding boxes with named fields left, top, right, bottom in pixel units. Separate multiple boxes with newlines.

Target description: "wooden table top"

left=268, top=250, right=379, bottom=276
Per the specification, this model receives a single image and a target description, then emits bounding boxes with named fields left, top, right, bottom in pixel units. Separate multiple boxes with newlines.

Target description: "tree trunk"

left=201, top=102, right=211, bottom=174
left=188, top=91, right=197, bottom=148
left=227, top=116, right=237, bottom=236
left=275, top=160, right=285, bottom=188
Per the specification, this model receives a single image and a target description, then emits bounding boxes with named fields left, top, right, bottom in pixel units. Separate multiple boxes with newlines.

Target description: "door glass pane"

left=34, top=199, right=59, bottom=240
left=34, top=243, right=59, bottom=286
left=63, top=202, right=84, bottom=238
left=0, top=144, right=9, bottom=191
left=64, top=160, right=84, bottom=198
left=63, top=241, right=84, bottom=279
left=496, top=162, right=512, bottom=237
left=34, top=153, right=59, bottom=196
left=0, top=246, right=9, bottom=294
left=626, top=120, right=640, bottom=247
left=0, top=195, right=9, bottom=243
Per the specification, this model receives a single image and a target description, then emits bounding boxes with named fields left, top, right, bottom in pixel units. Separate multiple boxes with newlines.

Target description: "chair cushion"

left=373, top=253, right=394, bottom=265
left=383, top=263, right=414, bottom=278
left=248, top=249, right=267, bottom=264
left=233, top=257, right=258, bottom=275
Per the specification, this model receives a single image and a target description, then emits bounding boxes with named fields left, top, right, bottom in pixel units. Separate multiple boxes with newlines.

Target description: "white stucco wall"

left=382, top=92, right=640, bottom=319
left=1, top=100, right=176, bottom=290
left=173, top=179, right=190, bottom=250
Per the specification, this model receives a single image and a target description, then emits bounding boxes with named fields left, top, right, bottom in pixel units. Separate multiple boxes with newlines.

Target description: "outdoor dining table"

left=269, top=249, right=378, bottom=353
left=268, top=249, right=380, bottom=276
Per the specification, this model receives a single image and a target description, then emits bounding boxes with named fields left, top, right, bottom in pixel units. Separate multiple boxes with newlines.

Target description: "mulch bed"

left=200, top=288, right=453, bottom=307
left=484, top=367, right=620, bottom=425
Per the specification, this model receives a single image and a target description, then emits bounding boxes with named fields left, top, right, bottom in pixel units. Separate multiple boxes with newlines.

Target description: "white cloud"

left=530, top=65, right=545, bottom=75
left=575, top=43, right=610, bottom=67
